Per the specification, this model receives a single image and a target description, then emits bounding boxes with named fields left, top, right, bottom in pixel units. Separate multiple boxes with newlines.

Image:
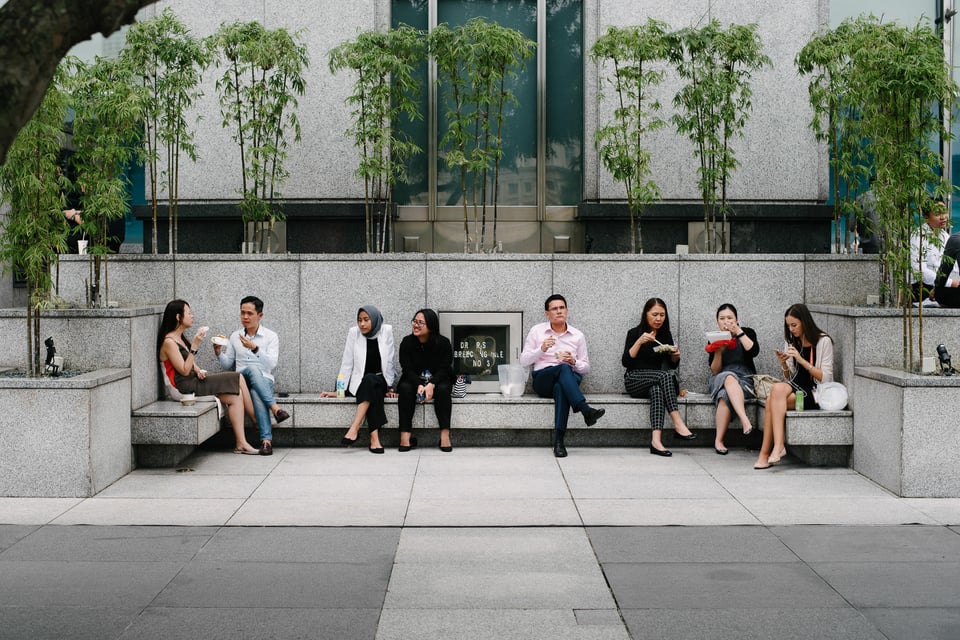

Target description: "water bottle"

left=336, top=374, right=346, bottom=399
left=417, top=369, right=431, bottom=402
left=794, top=390, right=805, bottom=412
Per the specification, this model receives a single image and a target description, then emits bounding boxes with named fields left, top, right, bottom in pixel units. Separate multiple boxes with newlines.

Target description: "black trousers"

left=354, top=373, right=388, bottom=431
left=397, top=378, right=452, bottom=432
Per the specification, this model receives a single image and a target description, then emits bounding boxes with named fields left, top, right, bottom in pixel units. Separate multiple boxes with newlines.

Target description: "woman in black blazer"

left=397, top=308, right=454, bottom=452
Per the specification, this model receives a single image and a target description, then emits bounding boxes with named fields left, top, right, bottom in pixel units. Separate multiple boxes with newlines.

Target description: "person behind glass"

left=397, top=309, right=454, bottom=452
left=157, top=299, right=260, bottom=455
left=622, top=297, right=696, bottom=457
left=910, top=198, right=956, bottom=302
left=755, top=303, right=835, bottom=470
left=520, top=294, right=605, bottom=458
left=320, top=305, right=397, bottom=454
left=214, top=296, right=288, bottom=456
left=933, top=230, right=960, bottom=308
left=708, top=303, right=759, bottom=455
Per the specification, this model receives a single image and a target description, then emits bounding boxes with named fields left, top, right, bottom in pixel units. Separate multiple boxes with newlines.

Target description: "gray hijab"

left=359, top=305, right=383, bottom=339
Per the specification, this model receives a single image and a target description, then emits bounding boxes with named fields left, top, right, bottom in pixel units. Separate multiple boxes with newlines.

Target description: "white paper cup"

left=180, top=393, right=196, bottom=406
left=77, top=240, right=88, bottom=255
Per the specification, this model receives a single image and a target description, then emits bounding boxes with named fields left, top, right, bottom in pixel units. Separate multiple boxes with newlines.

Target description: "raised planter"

left=854, top=366, right=960, bottom=497
left=0, top=368, right=132, bottom=497
left=0, top=304, right=163, bottom=411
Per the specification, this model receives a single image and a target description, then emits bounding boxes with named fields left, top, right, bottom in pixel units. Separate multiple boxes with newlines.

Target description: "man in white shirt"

left=214, top=296, right=287, bottom=455
left=520, top=294, right=604, bottom=457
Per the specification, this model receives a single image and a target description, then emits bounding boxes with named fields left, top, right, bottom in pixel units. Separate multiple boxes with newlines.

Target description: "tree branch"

left=0, top=0, right=158, bottom=164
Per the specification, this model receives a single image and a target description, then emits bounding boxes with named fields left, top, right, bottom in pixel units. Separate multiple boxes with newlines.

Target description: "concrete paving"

left=1, top=446, right=960, bottom=639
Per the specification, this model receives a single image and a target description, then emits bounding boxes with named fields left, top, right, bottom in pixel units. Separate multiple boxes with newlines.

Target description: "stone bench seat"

left=275, top=391, right=752, bottom=430
left=757, top=403, right=854, bottom=466
left=130, top=392, right=856, bottom=466
left=132, top=400, right=221, bottom=467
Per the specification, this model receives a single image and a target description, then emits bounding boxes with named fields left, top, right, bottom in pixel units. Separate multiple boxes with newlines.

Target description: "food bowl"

left=705, top=330, right=732, bottom=344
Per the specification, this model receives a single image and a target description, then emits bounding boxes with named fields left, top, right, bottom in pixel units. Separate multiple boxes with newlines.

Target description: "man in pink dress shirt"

left=520, top=294, right=605, bottom=457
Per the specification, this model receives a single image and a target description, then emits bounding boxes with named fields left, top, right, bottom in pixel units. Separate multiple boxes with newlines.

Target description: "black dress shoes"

left=399, top=436, right=419, bottom=452
left=674, top=432, right=697, bottom=441
left=582, top=406, right=605, bottom=427
left=259, top=440, right=273, bottom=456
left=649, top=445, right=672, bottom=457
left=554, top=441, right=568, bottom=457
left=341, top=436, right=357, bottom=447
left=368, top=446, right=385, bottom=454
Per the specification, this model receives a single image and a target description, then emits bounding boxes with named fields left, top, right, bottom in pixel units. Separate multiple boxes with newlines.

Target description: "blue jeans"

left=532, top=364, right=586, bottom=433
left=242, top=367, right=274, bottom=442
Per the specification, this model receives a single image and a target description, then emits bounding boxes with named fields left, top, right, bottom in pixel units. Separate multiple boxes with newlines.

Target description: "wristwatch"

left=735, top=332, right=745, bottom=339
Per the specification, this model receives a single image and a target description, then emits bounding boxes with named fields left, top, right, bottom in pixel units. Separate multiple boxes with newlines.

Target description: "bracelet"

left=189, top=348, right=198, bottom=355
left=735, top=332, right=745, bottom=339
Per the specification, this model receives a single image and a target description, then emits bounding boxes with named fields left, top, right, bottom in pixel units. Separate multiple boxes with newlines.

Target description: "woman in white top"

left=755, top=303, right=834, bottom=470
left=321, top=306, right=397, bottom=453
left=910, top=199, right=956, bottom=302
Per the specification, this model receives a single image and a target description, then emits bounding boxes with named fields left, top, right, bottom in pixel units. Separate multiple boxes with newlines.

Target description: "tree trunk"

left=0, top=0, right=158, bottom=165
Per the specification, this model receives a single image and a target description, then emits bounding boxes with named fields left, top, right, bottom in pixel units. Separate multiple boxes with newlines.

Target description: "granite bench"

left=130, top=391, right=850, bottom=467
left=757, top=403, right=854, bottom=466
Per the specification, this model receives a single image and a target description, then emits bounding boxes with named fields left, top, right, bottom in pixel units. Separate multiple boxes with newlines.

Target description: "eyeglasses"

left=412, top=320, right=426, bottom=327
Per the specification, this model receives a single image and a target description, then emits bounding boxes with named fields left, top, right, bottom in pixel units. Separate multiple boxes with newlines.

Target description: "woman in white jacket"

left=321, top=306, right=397, bottom=453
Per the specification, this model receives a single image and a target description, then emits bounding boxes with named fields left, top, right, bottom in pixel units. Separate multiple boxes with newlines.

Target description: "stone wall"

left=144, top=0, right=826, bottom=204
left=48, top=254, right=877, bottom=397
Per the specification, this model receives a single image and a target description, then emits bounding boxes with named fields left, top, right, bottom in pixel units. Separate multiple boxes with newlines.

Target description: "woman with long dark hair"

left=708, top=303, right=759, bottom=454
left=157, top=299, right=260, bottom=455
left=397, top=308, right=454, bottom=452
left=321, top=305, right=397, bottom=453
left=755, top=303, right=834, bottom=469
left=622, top=297, right=696, bottom=457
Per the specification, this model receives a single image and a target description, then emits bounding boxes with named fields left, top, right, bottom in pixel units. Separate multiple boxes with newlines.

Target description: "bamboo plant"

left=329, top=25, right=425, bottom=253
left=0, top=67, right=70, bottom=375
left=122, top=7, right=209, bottom=254
left=591, top=20, right=672, bottom=254
left=66, top=55, right=144, bottom=307
left=672, top=20, right=770, bottom=253
left=430, top=17, right=535, bottom=253
left=208, top=21, right=308, bottom=254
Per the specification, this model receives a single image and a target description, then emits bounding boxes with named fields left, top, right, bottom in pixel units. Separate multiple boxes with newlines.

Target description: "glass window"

left=392, top=0, right=583, bottom=210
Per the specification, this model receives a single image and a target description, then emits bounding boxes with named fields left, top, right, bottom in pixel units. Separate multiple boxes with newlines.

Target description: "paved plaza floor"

left=2, top=446, right=960, bottom=639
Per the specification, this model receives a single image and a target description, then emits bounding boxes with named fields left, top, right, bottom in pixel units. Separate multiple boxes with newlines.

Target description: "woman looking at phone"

left=755, top=303, right=834, bottom=469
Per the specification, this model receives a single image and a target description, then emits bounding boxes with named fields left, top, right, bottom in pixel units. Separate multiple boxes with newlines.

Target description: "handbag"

left=452, top=374, right=471, bottom=398
left=814, top=381, right=848, bottom=410
left=751, top=374, right=780, bottom=400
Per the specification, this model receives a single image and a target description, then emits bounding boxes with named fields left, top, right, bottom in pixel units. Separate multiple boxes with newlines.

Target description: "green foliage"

left=672, top=20, right=770, bottom=253
left=122, top=7, right=210, bottom=254
left=329, top=25, right=426, bottom=253
left=430, top=17, right=535, bottom=253
left=797, top=16, right=957, bottom=368
left=0, top=67, right=69, bottom=375
left=66, top=55, right=145, bottom=307
left=208, top=21, right=308, bottom=253
left=591, top=19, right=673, bottom=254
left=796, top=20, right=872, bottom=253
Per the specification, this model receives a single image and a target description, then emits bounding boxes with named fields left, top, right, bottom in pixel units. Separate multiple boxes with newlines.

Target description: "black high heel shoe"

left=674, top=432, right=697, bottom=441
left=649, top=445, right=672, bottom=457
left=341, top=436, right=357, bottom=447
left=368, top=446, right=385, bottom=454
left=438, top=441, right=453, bottom=453
left=399, top=436, right=418, bottom=452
